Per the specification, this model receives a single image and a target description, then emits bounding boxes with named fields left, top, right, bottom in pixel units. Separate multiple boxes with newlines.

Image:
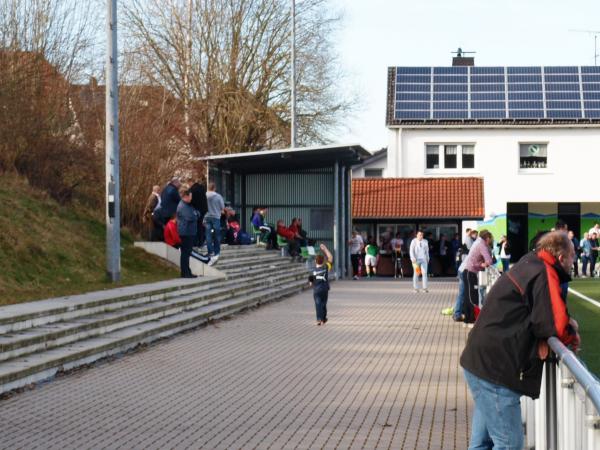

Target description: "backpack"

left=236, top=231, right=252, bottom=245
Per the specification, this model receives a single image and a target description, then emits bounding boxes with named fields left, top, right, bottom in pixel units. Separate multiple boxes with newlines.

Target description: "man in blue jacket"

left=158, top=177, right=181, bottom=225
left=176, top=187, right=200, bottom=278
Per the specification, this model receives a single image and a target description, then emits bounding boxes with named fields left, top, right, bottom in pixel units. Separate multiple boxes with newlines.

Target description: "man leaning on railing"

left=460, top=231, right=580, bottom=450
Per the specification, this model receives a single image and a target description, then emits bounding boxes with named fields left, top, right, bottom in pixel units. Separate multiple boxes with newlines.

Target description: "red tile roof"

left=352, top=177, right=484, bottom=219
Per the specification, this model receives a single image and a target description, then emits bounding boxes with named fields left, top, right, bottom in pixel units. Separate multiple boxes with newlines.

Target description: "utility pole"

left=184, top=0, right=192, bottom=141
left=105, top=0, right=121, bottom=282
left=290, top=0, right=297, bottom=148
left=569, top=29, right=600, bottom=66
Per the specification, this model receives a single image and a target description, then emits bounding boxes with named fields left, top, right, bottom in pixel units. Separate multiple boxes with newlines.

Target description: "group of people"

left=251, top=208, right=313, bottom=261
left=348, top=228, right=472, bottom=281
left=567, top=223, right=600, bottom=278
left=143, top=177, right=226, bottom=277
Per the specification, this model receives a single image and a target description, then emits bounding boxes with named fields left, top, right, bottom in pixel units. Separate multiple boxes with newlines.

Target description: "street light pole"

left=290, top=0, right=297, bottom=148
left=106, top=0, right=121, bottom=282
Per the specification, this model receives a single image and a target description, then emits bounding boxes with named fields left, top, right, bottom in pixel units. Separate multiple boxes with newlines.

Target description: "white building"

left=353, top=61, right=600, bottom=262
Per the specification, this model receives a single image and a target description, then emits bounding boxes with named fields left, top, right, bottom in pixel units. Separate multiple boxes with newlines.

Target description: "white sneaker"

left=422, top=289, right=429, bottom=293
left=208, top=255, right=219, bottom=266
left=413, top=288, right=419, bottom=293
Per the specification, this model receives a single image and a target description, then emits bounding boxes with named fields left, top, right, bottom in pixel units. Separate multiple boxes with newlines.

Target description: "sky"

left=328, top=0, right=600, bottom=152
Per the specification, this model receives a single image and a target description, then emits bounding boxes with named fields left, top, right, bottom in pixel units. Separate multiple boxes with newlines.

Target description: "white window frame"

left=518, top=141, right=551, bottom=174
left=424, top=143, right=477, bottom=174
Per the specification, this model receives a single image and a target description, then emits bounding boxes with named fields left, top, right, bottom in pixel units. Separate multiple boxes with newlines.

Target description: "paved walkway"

left=0, top=280, right=472, bottom=450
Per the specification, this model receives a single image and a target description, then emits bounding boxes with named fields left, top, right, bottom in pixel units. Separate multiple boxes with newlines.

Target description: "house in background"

left=353, top=56, right=600, bottom=262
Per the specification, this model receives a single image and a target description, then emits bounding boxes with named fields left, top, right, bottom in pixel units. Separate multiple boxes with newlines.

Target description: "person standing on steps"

left=176, top=187, right=200, bottom=278
left=204, top=182, right=225, bottom=266
left=308, top=244, right=333, bottom=326
left=190, top=179, right=208, bottom=248
left=409, top=230, right=430, bottom=293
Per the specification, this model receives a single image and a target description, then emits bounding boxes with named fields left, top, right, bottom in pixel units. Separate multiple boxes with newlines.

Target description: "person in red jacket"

left=276, top=220, right=300, bottom=258
left=164, top=217, right=181, bottom=248
left=460, top=231, right=580, bottom=449
left=163, top=217, right=210, bottom=264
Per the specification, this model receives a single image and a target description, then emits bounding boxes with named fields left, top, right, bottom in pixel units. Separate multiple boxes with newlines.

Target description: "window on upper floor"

left=364, top=168, right=383, bottom=178
left=425, top=144, right=476, bottom=170
left=519, top=143, right=547, bottom=169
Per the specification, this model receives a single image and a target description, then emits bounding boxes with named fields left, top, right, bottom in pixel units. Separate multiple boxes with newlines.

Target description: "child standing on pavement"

left=308, top=244, right=333, bottom=326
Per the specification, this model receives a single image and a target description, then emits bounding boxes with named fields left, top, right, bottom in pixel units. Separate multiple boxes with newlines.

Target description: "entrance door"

left=558, top=203, right=581, bottom=238
left=507, top=203, right=528, bottom=263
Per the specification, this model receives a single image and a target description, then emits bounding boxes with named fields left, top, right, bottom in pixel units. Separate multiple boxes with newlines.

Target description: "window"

left=425, top=144, right=475, bottom=170
left=426, top=145, right=440, bottom=169
left=519, top=143, right=547, bottom=169
left=364, top=168, right=383, bottom=178
left=462, top=145, right=475, bottom=168
left=444, top=145, right=458, bottom=168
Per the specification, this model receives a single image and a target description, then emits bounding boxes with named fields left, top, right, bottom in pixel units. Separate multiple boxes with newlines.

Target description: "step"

left=0, top=278, right=308, bottom=394
left=0, top=277, right=219, bottom=334
left=212, top=253, right=288, bottom=270
left=0, top=269, right=309, bottom=362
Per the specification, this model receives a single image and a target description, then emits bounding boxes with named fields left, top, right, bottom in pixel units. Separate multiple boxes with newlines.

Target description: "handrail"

left=548, top=336, right=600, bottom=414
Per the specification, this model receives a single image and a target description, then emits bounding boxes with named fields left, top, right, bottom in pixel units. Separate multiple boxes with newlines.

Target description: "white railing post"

left=536, top=367, right=548, bottom=450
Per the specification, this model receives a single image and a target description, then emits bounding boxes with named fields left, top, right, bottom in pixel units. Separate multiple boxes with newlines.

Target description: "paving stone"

left=0, top=279, right=472, bottom=449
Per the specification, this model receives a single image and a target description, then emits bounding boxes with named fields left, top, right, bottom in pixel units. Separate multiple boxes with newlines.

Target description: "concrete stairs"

left=0, top=246, right=309, bottom=394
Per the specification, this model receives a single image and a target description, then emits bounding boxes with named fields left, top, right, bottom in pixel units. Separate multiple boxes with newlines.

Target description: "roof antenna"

left=451, top=47, right=476, bottom=58
left=451, top=48, right=476, bottom=66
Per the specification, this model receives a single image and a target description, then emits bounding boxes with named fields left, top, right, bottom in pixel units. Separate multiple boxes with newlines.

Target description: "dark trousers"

left=196, top=214, right=205, bottom=247
left=314, top=290, right=328, bottom=322
left=351, top=254, right=361, bottom=276
left=287, top=238, right=300, bottom=257
left=151, top=214, right=164, bottom=241
left=462, top=270, right=478, bottom=323
left=180, top=235, right=195, bottom=277
left=591, top=255, right=597, bottom=276
left=573, top=256, right=579, bottom=277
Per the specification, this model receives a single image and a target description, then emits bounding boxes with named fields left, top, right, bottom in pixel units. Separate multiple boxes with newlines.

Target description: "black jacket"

left=190, top=182, right=208, bottom=215
left=460, top=250, right=576, bottom=399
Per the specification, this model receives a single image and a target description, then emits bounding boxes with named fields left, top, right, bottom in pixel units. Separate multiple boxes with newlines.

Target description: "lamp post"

left=290, top=0, right=297, bottom=148
left=105, top=0, right=121, bottom=282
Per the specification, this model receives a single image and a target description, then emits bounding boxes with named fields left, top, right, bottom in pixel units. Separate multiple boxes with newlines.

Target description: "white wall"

left=351, top=157, right=389, bottom=178
left=387, top=126, right=600, bottom=216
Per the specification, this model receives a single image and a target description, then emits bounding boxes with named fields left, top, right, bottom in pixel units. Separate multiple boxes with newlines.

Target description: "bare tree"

left=122, top=0, right=353, bottom=155
left=0, top=0, right=102, bottom=202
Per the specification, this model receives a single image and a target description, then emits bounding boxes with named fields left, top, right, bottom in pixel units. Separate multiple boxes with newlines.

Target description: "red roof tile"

left=352, top=177, right=484, bottom=219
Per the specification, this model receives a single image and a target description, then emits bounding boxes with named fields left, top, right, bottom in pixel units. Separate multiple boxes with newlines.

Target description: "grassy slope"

left=568, top=279, right=600, bottom=376
left=0, top=175, right=178, bottom=305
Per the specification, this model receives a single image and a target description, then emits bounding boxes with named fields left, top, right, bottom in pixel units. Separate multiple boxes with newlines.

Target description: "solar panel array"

left=393, top=66, right=600, bottom=120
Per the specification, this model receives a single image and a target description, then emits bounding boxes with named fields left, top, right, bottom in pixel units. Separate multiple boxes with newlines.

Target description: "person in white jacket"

left=410, top=230, right=430, bottom=292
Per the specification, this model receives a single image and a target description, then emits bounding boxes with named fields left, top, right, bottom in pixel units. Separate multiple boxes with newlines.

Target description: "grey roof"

left=200, top=143, right=370, bottom=173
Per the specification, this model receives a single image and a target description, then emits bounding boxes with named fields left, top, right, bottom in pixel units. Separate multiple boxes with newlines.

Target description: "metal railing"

left=520, top=338, right=600, bottom=450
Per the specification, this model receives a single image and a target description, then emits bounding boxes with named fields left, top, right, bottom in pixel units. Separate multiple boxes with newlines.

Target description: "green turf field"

left=567, top=279, right=600, bottom=377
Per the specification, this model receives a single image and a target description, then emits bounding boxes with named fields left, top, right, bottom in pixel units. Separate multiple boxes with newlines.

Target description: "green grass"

left=0, top=175, right=178, bottom=305
left=568, top=279, right=600, bottom=377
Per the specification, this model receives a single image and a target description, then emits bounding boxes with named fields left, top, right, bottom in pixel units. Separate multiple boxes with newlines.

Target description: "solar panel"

left=392, top=66, right=600, bottom=121
left=472, top=101, right=505, bottom=110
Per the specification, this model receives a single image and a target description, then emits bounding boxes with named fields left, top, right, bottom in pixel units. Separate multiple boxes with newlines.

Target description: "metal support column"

left=333, top=161, right=340, bottom=278
left=340, top=164, right=346, bottom=278
left=105, top=0, right=121, bottom=282
left=241, top=174, right=247, bottom=228
left=346, top=167, right=352, bottom=279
